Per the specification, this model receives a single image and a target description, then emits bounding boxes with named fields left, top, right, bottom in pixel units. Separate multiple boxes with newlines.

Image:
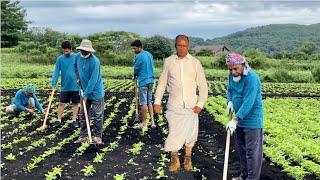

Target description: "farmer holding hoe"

left=131, top=39, right=156, bottom=129
left=73, top=39, right=105, bottom=144
left=225, top=52, right=264, bottom=180
left=51, top=40, right=80, bottom=128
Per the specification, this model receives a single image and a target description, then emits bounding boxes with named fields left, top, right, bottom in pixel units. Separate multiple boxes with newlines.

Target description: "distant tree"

left=88, top=31, right=141, bottom=52
left=188, top=49, right=196, bottom=56
left=309, top=53, right=320, bottom=60
left=143, top=35, right=173, bottom=60
left=312, top=67, right=320, bottom=82
left=273, top=51, right=290, bottom=59
left=189, top=36, right=206, bottom=47
left=291, top=51, right=307, bottom=60
left=216, top=51, right=228, bottom=68
left=24, top=27, right=66, bottom=48
left=1, top=0, right=28, bottom=47
left=244, top=49, right=267, bottom=69
left=299, top=42, right=318, bottom=55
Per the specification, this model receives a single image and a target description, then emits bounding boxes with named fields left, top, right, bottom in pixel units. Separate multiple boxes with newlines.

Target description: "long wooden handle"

left=80, top=89, right=92, bottom=143
left=134, top=80, right=139, bottom=114
left=42, top=89, right=55, bottom=128
left=82, top=99, right=92, bottom=143
left=223, top=129, right=231, bottom=180
left=223, top=110, right=234, bottom=180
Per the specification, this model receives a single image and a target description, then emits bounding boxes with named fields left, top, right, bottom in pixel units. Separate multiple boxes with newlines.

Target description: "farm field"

left=2, top=1, right=320, bottom=179
left=206, top=96, right=320, bottom=180
left=2, top=50, right=319, bottom=83
left=1, top=78, right=320, bottom=97
left=1, top=79, right=319, bottom=180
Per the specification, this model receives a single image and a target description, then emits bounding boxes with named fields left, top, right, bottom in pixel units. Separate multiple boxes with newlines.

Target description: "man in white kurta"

left=154, top=34, right=208, bottom=173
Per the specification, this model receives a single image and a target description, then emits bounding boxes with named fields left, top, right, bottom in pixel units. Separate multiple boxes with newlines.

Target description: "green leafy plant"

left=1, top=143, right=13, bottom=150
left=128, top=158, right=138, bottom=166
left=155, top=167, right=167, bottom=179
left=193, top=166, right=201, bottom=172
left=93, top=153, right=104, bottom=163
left=5, top=153, right=16, bottom=161
left=75, top=142, right=90, bottom=156
left=128, top=141, right=144, bottom=155
left=45, top=167, right=62, bottom=180
left=114, top=173, right=126, bottom=180
left=81, top=165, right=96, bottom=177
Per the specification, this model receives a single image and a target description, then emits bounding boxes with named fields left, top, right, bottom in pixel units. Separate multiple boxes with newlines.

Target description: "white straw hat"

left=76, top=39, right=96, bottom=53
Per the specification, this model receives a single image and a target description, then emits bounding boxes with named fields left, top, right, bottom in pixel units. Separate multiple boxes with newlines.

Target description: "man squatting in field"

left=6, top=84, right=44, bottom=118
left=225, top=52, right=264, bottom=180
left=131, top=39, right=156, bottom=128
left=51, top=40, right=80, bottom=128
left=154, top=34, right=208, bottom=172
left=73, top=39, right=105, bottom=144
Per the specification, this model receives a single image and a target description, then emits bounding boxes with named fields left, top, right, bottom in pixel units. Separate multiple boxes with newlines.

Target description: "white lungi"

left=164, top=107, right=199, bottom=152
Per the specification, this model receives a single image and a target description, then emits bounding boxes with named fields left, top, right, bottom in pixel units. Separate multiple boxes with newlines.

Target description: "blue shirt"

left=51, top=53, right=79, bottom=92
left=133, top=50, right=155, bottom=87
left=226, top=71, right=263, bottom=128
left=13, top=89, right=44, bottom=112
left=75, top=53, right=104, bottom=100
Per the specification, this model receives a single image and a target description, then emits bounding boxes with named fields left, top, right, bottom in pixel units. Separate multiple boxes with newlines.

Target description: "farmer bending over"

left=6, top=84, right=44, bottom=118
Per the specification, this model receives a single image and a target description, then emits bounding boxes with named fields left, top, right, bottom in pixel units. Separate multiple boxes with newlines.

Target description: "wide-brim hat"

left=76, top=39, right=96, bottom=53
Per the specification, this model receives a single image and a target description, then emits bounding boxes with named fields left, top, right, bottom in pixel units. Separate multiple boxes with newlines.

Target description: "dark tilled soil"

left=1, top=91, right=297, bottom=180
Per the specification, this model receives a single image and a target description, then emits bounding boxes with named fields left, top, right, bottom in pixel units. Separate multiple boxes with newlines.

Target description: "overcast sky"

left=20, top=0, right=320, bottom=39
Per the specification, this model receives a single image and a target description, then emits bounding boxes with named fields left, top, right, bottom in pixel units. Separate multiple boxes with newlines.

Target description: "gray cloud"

left=21, top=0, right=320, bottom=39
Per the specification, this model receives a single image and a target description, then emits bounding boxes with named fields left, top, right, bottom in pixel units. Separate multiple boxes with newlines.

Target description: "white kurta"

left=154, top=54, right=208, bottom=151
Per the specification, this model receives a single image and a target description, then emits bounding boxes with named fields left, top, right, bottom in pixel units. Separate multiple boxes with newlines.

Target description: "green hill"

left=190, top=23, right=320, bottom=54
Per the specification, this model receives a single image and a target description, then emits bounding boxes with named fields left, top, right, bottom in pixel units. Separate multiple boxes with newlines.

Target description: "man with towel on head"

left=225, top=52, right=264, bottom=180
left=153, top=34, right=208, bottom=173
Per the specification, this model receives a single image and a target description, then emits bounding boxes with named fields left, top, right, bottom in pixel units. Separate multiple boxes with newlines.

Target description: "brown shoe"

left=169, top=153, right=180, bottom=173
left=183, top=155, right=193, bottom=171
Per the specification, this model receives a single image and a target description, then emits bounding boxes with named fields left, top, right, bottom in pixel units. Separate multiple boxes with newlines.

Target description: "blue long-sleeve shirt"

left=51, top=53, right=79, bottom=91
left=226, top=71, right=263, bottom=128
left=12, top=89, right=44, bottom=112
left=133, top=50, right=155, bottom=87
left=75, top=53, right=104, bottom=100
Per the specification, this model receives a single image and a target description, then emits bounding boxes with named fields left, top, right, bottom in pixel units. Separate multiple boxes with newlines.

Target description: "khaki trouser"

left=6, top=97, right=35, bottom=117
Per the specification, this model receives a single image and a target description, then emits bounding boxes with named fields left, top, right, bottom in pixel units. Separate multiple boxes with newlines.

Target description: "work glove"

left=226, top=101, right=234, bottom=115
left=226, top=118, right=238, bottom=135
